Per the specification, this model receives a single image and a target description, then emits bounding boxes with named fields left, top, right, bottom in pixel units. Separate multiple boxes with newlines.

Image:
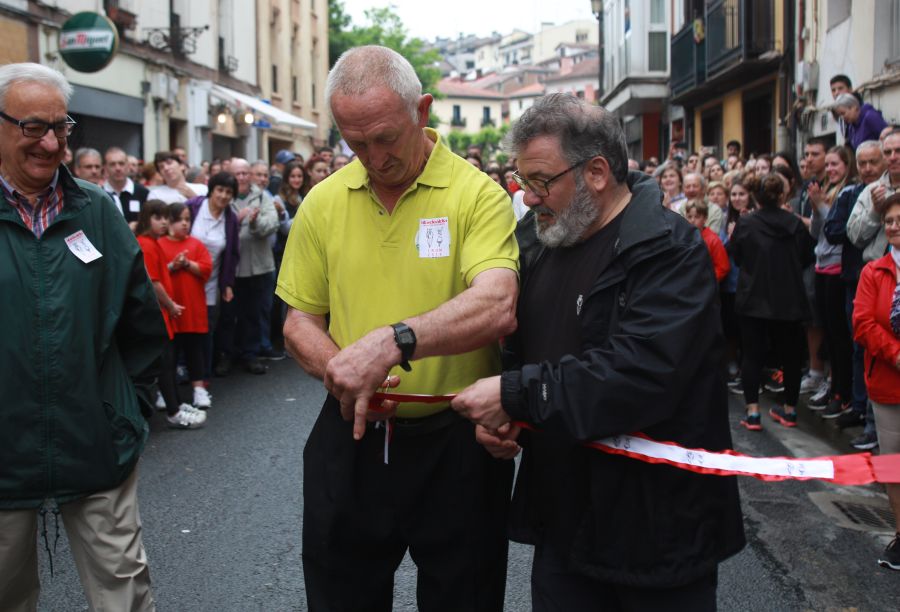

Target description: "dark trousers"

left=203, top=304, right=220, bottom=380
left=158, top=338, right=180, bottom=416
left=175, top=333, right=206, bottom=382
left=302, top=397, right=513, bottom=612
left=531, top=544, right=718, bottom=612
left=739, top=316, right=804, bottom=406
left=234, top=273, right=271, bottom=361
left=815, top=273, right=854, bottom=401
left=259, top=271, right=275, bottom=352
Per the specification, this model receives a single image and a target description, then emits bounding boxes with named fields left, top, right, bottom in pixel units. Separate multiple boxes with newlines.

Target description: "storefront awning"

left=210, top=84, right=317, bottom=129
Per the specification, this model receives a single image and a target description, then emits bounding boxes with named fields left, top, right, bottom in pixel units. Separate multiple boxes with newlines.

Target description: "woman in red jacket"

left=160, top=202, right=214, bottom=410
left=853, top=193, right=900, bottom=571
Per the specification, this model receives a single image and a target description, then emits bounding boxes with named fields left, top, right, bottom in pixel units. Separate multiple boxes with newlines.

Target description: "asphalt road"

left=35, top=360, right=899, bottom=611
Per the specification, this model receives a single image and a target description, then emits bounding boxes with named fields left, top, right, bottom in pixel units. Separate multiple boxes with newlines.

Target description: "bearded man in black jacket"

left=452, top=94, right=745, bottom=611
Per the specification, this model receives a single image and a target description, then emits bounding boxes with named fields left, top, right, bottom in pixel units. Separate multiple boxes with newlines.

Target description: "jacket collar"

left=615, top=170, right=671, bottom=255
left=0, top=164, right=90, bottom=223
left=872, top=252, right=899, bottom=273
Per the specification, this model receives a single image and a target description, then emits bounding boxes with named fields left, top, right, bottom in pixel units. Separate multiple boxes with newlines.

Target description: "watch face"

left=397, top=329, right=414, bottom=345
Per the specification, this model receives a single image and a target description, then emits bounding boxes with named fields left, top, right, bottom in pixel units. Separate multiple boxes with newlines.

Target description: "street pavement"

left=36, top=360, right=899, bottom=611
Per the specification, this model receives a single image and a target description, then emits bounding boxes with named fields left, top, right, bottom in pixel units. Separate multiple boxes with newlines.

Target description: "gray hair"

left=856, top=140, right=882, bottom=157
left=185, top=166, right=204, bottom=183
left=250, top=159, right=268, bottom=170
left=326, top=46, right=422, bottom=122
left=503, top=93, right=628, bottom=183
left=683, top=171, right=706, bottom=187
left=834, top=93, right=860, bottom=110
left=74, top=147, right=101, bottom=167
left=0, top=63, right=72, bottom=111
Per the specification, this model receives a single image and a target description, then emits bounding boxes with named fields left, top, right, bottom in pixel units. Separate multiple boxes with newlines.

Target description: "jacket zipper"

left=35, top=236, right=54, bottom=496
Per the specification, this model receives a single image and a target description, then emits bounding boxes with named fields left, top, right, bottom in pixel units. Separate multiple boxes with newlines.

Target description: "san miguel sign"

left=58, top=12, right=119, bottom=73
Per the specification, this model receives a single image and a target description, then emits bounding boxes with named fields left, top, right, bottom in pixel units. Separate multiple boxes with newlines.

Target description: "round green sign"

left=58, top=12, right=119, bottom=73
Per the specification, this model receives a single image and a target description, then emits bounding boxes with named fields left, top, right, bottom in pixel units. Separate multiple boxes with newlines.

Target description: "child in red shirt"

left=686, top=200, right=731, bottom=282
left=159, top=203, right=214, bottom=409
left=136, top=201, right=206, bottom=429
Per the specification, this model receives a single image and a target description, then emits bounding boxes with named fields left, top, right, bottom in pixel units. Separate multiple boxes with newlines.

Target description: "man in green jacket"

left=0, top=63, right=166, bottom=612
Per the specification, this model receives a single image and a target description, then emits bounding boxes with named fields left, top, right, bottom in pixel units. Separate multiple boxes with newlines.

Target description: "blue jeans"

left=845, top=283, right=876, bottom=435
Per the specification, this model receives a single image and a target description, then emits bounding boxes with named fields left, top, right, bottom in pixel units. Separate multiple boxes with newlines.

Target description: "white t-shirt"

left=190, top=199, right=227, bottom=306
left=148, top=183, right=208, bottom=204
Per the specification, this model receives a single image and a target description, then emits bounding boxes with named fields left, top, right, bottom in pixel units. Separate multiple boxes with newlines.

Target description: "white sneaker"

left=799, top=373, right=824, bottom=394
left=167, top=404, right=207, bottom=429
left=155, top=390, right=167, bottom=411
left=193, top=386, right=212, bottom=409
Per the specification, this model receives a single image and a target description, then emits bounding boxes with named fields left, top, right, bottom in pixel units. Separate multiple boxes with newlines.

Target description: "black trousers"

left=815, top=273, right=854, bottom=401
left=174, top=332, right=205, bottom=382
left=739, top=316, right=805, bottom=406
left=158, top=338, right=180, bottom=416
left=531, top=544, right=718, bottom=612
left=302, top=396, right=513, bottom=612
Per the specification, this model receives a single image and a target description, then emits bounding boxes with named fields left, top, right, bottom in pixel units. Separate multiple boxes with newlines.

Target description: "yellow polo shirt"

left=276, top=128, right=518, bottom=416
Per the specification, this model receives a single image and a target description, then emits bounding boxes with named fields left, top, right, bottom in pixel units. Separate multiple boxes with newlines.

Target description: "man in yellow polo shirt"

left=276, top=45, right=519, bottom=611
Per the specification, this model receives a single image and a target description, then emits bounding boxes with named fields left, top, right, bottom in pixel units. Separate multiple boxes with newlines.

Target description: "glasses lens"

left=22, top=122, right=48, bottom=138
left=53, top=122, right=73, bottom=138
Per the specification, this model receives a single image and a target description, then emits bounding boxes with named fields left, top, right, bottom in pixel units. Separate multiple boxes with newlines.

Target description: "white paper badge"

left=65, top=230, right=103, bottom=264
left=129, top=199, right=141, bottom=213
left=416, top=217, right=450, bottom=258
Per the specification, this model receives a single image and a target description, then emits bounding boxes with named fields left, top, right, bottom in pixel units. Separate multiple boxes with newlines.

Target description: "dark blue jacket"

left=823, top=183, right=866, bottom=284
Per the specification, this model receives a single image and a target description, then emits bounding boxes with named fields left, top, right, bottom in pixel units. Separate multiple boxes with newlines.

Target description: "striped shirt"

left=0, top=171, right=64, bottom=239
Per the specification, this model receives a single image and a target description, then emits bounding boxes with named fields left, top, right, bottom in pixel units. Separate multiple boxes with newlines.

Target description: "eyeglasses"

left=0, top=111, right=76, bottom=139
left=511, top=157, right=593, bottom=197
left=884, top=217, right=900, bottom=228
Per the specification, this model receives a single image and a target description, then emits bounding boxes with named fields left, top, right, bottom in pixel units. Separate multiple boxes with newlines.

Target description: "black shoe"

left=763, top=369, right=785, bottom=393
left=259, top=348, right=286, bottom=361
left=214, top=353, right=231, bottom=377
left=821, top=398, right=852, bottom=419
left=878, top=534, right=900, bottom=571
left=245, top=358, right=267, bottom=375
left=835, top=409, right=865, bottom=429
left=851, top=431, right=879, bottom=450
left=740, top=413, right=762, bottom=431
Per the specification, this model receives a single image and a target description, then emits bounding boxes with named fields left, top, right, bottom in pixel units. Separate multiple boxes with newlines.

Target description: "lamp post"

left=590, top=0, right=604, bottom=104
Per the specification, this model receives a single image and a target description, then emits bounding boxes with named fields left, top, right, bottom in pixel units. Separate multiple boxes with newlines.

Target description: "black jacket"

left=500, top=171, right=745, bottom=587
left=823, top=183, right=866, bottom=285
left=729, top=207, right=815, bottom=321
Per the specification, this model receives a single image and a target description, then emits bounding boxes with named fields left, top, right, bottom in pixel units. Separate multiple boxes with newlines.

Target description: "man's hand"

left=324, top=327, right=400, bottom=440
left=222, top=286, right=234, bottom=303
left=475, top=423, right=521, bottom=459
left=872, top=184, right=888, bottom=214
left=451, top=375, right=510, bottom=432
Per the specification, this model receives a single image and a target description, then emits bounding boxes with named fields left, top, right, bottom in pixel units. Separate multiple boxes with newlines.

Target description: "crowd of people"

left=2, top=54, right=898, bottom=612
left=59, top=142, right=354, bottom=430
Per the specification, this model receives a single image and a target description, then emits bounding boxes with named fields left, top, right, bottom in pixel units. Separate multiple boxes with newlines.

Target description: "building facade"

left=0, top=0, right=327, bottom=165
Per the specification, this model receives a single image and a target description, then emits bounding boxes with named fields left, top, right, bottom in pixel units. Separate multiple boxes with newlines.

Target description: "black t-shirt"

left=514, top=211, right=624, bottom=552
left=520, top=211, right=624, bottom=365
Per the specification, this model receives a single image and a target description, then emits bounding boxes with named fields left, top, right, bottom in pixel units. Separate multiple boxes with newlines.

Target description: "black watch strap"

left=390, top=322, right=416, bottom=372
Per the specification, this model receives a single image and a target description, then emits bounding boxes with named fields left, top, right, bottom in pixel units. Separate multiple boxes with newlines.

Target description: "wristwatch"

left=390, top=322, right=417, bottom=372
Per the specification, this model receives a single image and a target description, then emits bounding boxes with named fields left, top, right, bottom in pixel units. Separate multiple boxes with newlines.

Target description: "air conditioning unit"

left=149, top=73, right=169, bottom=101
left=795, top=60, right=819, bottom=93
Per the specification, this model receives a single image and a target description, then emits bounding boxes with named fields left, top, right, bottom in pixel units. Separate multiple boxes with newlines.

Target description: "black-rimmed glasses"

left=0, top=111, right=76, bottom=139
left=511, top=158, right=591, bottom=197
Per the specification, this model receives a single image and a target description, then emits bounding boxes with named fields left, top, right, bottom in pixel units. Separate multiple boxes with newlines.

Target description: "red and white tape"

left=370, top=392, right=900, bottom=484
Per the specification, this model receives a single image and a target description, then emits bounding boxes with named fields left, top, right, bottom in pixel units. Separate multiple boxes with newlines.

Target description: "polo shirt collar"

left=342, top=127, right=452, bottom=191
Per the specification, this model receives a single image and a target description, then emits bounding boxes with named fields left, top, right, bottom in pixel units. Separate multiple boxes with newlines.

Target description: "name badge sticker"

left=415, top=217, right=450, bottom=259
left=65, top=230, right=103, bottom=264
left=129, top=199, right=141, bottom=213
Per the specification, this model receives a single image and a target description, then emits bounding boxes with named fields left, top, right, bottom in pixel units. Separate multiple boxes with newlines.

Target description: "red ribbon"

left=370, top=392, right=900, bottom=485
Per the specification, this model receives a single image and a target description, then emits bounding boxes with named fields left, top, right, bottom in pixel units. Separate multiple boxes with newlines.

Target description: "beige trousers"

left=0, top=468, right=155, bottom=612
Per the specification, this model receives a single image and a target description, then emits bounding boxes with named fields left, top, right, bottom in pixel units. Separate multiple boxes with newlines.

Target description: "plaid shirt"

left=0, top=171, right=64, bottom=239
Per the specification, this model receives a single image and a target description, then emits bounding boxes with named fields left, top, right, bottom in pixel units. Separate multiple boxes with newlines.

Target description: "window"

left=452, top=105, right=462, bottom=122
left=827, top=0, right=851, bottom=30
left=648, top=32, right=667, bottom=71
left=650, top=0, right=665, bottom=24
left=272, top=65, right=278, bottom=93
left=483, top=106, right=491, bottom=122
left=890, top=0, right=900, bottom=66
left=576, top=30, right=588, bottom=43
left=292, top=76, right=298, bottom=102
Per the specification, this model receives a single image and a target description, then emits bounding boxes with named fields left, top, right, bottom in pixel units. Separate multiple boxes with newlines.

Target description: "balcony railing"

left=670, top=23, right=705, bottom=97
left=670, top=0, right=774, bottom=98
left=481, top=117, right=495, bottom=127
left=450, top=117, right=466, bottom=127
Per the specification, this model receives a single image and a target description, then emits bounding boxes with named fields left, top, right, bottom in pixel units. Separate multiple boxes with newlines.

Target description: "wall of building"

left=0, top=14, right=30, bottom=63
left=531, top=19, right=597, bottom=65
